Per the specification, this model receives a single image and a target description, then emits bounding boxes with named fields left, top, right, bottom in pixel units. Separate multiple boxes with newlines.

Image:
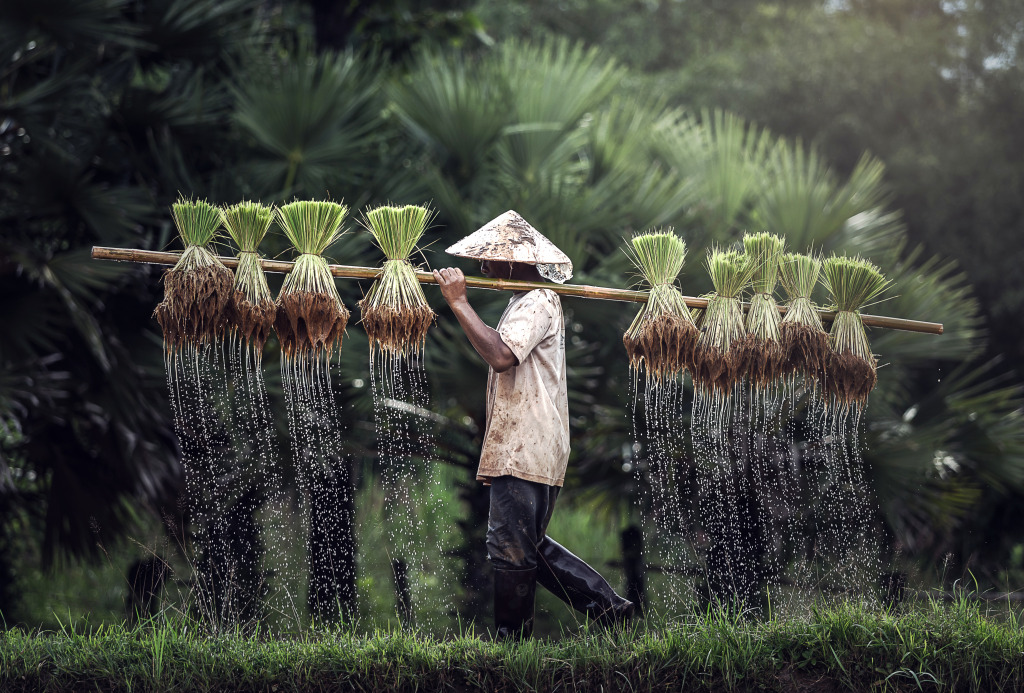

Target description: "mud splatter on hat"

left=445, top=210, right=573, bottom=283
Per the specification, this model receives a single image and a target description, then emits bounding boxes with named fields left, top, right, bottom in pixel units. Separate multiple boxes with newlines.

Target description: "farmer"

left=433, top=210, right=635, bottom=640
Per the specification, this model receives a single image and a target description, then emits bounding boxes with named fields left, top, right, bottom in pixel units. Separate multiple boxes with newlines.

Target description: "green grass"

left=3, top=598, right=1023, bottom=692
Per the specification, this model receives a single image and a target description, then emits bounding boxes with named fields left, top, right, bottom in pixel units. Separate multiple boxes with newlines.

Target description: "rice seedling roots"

left=780, top=322, right=829, bottom=382
left=739, top=335, right=785, bottom=389
left=274, top=290, right=349, bottom=359
left=623, top=314, right=698, bottom=382
left=229, top=292, right=277, bottom=352
left=359, top=303, right=435, bottom=357
left=153, top=264, right=234, bottom=348
left=690, top=343, right=742, bottom=395
left=825, top=350, right=877, bottom=406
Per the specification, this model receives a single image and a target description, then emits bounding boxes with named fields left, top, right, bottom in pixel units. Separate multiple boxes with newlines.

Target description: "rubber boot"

left=493, top=567, right=537, bottom=640
left=536, top=537, right=635, bottom=627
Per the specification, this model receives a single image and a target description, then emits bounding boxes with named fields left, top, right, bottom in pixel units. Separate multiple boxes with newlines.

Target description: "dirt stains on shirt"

left=477, top=289, right=570, bottom=487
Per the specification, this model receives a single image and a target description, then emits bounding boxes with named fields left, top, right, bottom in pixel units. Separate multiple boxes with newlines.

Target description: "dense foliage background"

left=2, top=0, right=1022, bottom=629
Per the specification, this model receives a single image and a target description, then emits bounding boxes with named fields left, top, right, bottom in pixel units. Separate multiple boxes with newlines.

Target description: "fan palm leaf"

left=493, top=37, right=624, bottom=184
left=234, top=45, right=382, bottom=197
left=659, top=109, right=771, bottom=239
left=752, top=140, right=892, bottom=255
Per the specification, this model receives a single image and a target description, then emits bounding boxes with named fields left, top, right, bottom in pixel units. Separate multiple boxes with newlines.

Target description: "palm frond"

left=234, top=46, right=382, bottom=197
left=752, top=140, right=892, bottom=255
left=661, top=109, right=771, bottom=237
left=388, top=48, right=509, bottom=187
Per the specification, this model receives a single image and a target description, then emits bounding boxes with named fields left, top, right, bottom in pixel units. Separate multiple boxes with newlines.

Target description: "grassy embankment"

left=3, top=597, right=1023, bottom=693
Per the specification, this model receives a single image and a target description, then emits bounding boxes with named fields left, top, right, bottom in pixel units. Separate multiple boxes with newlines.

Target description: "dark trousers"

left=486, top=475, right=559, bottom=571
left=486, top=475, right=632, bottom=624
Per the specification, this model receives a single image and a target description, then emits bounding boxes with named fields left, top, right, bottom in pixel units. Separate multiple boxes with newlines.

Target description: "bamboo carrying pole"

left=91, top=246, right=944, bottom=335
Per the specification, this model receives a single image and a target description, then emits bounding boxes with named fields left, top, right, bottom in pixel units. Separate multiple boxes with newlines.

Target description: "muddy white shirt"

left=477, top=288, right=570, bottom=487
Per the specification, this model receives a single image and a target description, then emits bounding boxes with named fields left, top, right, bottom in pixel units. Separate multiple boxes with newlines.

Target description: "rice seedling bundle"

left=358, top=204, right=436, bottom=358
left=222, top=201, right=277, bottom=352
left=691, top=249, right=755, bottom=394
left=273, top=200, right=350, bottom=360
left=622, top=230, right=698, bottom=385
left=740, top=232, right=785, bottom=388
left=153, top=197, right=233, bottom=349
left=820, top=255, right=891, bottom=407
left=778, top=252, right=829, bottom=384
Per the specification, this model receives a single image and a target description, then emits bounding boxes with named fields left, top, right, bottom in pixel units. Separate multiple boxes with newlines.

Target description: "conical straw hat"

left=445, top=210, right=573, bottom=282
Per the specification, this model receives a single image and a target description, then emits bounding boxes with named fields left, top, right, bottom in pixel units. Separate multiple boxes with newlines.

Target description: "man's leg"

left=536, top=536, right=635, bottom=627
left=485, top=476, right=557, bottom=640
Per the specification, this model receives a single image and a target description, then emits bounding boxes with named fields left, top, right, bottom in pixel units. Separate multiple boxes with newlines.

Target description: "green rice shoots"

left=622, top=230, right=698, bottom=386
left=820, top=255, right=891, bottom=407
left=153, top=196, right=233, bottom=349
left=358, top=204, right=436, bottom=359
left=273, top=200, right=350, bottom=361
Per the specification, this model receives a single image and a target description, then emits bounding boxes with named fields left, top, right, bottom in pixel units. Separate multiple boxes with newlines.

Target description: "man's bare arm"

left=433, top=267, right=518, bottom=373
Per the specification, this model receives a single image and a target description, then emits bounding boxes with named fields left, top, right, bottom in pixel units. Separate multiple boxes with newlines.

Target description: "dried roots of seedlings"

left=360, top=302, right=435, bottom=358
left=274, top=290, right=349, bottom=360
left=228, top=292, right=277, bottom=353
left=825, top=349, right=877, bottom=407
left=623, top=313, right=698, bottom=384
left=780, top=321, right=829, bottom=383
left=153, top=264, right=234, bottom=349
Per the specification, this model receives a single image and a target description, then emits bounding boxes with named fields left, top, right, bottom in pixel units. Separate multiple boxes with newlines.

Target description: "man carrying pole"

left=433, top=210, right=635, bottom=640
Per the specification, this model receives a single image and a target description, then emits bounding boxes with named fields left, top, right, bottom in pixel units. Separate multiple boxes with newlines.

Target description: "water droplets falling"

left=368, top=347, right=442, bottom=630
left=225, top=334, right=290, bottom=632
left=281, top=352, right=357, bottom=626
left=630, top=368, right=695, bottom=609
left=690, top=381, right=767, bottom=609
left=798, top=395, right=881, bottom=606
left=165, top=341, right=253, bottom=632
left=632, top=364, right=883, bottom=615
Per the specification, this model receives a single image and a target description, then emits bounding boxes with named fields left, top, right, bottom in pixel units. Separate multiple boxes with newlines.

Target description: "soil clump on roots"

left=361, top=302, right=434, bottom=357
left=739, top=329, right=785, bottom=389
left=275, top=290, right=349, bottom=360
left=826, top=348, right=877, bottom=406
left=624, top=313, right=698, bottom=382
left=780, top=321, right=829, bottom=383
left=228, top=292, right=277, bottom=352
left=691, top=335, right=744, bottom=395
left=154, top=263, right=234, bottom=349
